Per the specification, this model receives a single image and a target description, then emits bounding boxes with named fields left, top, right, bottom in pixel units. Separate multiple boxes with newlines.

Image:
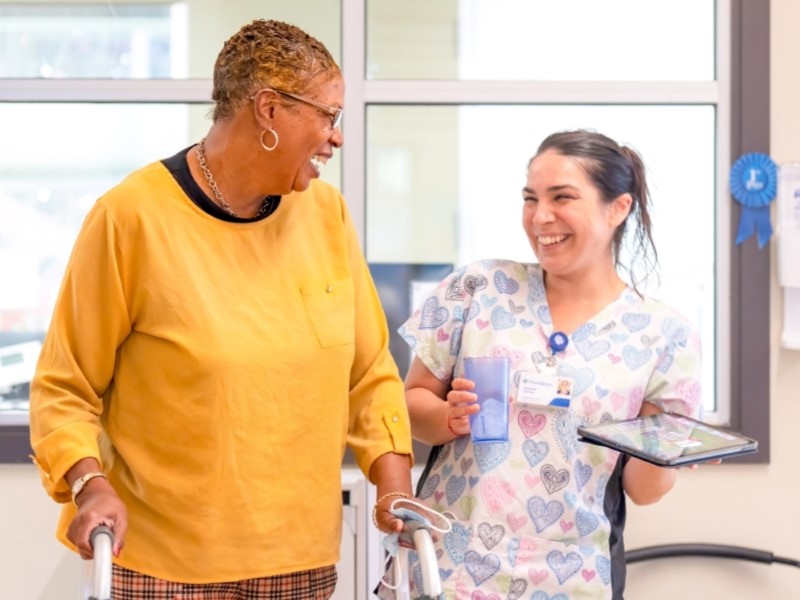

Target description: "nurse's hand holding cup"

left=454, top=356, right=510, bottom=443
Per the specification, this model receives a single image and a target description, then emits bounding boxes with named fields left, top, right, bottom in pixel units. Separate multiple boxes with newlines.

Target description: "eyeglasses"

left=252, top=88, right=343, bottom=130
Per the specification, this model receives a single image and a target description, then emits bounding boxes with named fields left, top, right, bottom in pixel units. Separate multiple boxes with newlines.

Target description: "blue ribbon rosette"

left=729, top=152, right=778, bottom=249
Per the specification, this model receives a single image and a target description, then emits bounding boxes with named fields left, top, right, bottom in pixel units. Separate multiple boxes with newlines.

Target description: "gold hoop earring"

left=260, top=128, right=279, bottom=152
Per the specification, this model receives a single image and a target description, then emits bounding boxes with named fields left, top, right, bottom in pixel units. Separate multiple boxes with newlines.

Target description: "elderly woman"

left=29, top=20, right=413, bottom=599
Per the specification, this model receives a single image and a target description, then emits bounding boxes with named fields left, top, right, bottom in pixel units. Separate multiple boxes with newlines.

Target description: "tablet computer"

left=576, top=413, right=758, bottom=467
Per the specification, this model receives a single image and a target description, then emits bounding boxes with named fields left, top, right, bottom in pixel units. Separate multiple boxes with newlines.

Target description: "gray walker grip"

left=83, top=525, right=114, bottom=600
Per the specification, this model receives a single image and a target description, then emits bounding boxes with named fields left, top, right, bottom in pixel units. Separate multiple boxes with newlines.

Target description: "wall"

left=0, top=465, right=81, bottom=597
left=623, top=1, right=800, bottom=597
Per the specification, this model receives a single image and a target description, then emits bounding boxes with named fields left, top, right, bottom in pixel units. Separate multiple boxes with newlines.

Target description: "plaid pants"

left=110, top=564, right=338, bottom=599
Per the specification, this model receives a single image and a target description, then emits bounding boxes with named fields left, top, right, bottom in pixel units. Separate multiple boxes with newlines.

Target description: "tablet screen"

left=577, top=413, right=758, bottom=466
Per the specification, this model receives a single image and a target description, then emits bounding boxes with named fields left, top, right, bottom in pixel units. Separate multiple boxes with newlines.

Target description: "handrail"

left=626, top=543, right=800, bottom=569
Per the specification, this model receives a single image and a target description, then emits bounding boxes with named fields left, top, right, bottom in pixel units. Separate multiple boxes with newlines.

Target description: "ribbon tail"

left=755, top=208, right=773, bottom=249
left=735, top=207, right=757, bottom=245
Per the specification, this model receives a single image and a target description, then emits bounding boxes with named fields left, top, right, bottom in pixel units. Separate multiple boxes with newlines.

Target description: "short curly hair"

left=211, top=19, right=341, bottom=121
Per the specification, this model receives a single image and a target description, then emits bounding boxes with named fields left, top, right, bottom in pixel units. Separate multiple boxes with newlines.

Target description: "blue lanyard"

left=546, top=331, right=569, bottom=367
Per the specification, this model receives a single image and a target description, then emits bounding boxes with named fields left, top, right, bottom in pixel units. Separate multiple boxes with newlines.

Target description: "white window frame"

left=342, top=0, right=731, bottom=425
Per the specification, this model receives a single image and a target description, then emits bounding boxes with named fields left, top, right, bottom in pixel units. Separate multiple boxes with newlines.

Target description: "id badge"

left=516, top=372, right=573, bottom=408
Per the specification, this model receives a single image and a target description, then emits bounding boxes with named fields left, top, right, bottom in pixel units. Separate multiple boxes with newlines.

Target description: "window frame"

left=348, top=5, right=732, bottom=423
left=0, top=0, right=769, bottom=464
left=726, top=0, right=770, bottom=462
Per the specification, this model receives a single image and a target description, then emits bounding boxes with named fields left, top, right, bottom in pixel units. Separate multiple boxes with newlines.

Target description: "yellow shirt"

left=29, top=160, right=412, bottom=582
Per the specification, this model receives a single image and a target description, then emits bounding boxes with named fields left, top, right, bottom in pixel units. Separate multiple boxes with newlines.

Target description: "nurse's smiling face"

left=522, top=149, right=632, bottom=280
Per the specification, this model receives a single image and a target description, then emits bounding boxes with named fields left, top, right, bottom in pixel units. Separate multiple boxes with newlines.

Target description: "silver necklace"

left=196, top=138, right=271, bottom=218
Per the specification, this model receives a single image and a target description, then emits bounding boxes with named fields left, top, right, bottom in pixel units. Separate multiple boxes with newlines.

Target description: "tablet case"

left=577, top=413, right=758, bottom=467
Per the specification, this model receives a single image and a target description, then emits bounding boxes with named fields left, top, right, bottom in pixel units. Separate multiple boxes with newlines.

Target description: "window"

left=360, top=0, right=724, bottom=413
left=0, top=4, right=179, bottom=78
left=366, top=104, right=717, bottom=417
left=348, top=0, right=769, bottom=460
left=0, top=0, right=341, bottom=457
left=0, top=103, right=191, bottom=424
left=0, top=0, right=769, bottom=463
left=367, top=0, right=715, bottom=81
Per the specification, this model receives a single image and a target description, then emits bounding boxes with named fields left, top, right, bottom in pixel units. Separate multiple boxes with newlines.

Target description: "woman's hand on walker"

left=68, top=482, right=128, bottom=559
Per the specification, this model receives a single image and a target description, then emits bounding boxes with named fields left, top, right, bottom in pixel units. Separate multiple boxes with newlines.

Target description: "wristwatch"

left=70, top=471, right=107, bottom=505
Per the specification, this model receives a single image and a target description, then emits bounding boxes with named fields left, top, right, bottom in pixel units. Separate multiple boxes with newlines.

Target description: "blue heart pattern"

left=575, top=508, right=600, bottom=536
left=474, top=441, right=511, bottom=473
left=454, top=435, right=469, bottom=460
left=527, top=496, right=564, bottom=533
left=575, top=338, right=610, bottom=361
left=622, top=311, right=651, bottom=332
left=411, top=562, right=454, bottom=592
left=622, top=345, right=652, bottom=370
left=596, top=555, right=612, bottom=584
left=494, top=270, right=520, bottom=295
left=446, top=474, right=466, bottom=505
left=449, top=326, right=463, bottom=356
left=491, top=305, right=517, bottom=330
left=464, top=550, right=501, bottom=585
left=432, top=444, right=451, bottom=470
left=531, top=593, right=569, bottom=600
left=464, top=302, right=480, bottom=322
left=574, top=460, right=592, bottom=491
left=662, top=316, right=689, bottom=345
left=537, top=304, right=552, bottom=324
left=419, top=297, right=449, bottom=329
left=655, top=344, right=674, bottom=373
left=508, top=538, right=520, bottom=567
left=571, top=323, right=596, bottom=342
left=552, top=409, right=586, bottom=462
left=418, top=474, right=440, bottom=500
left=522, top=439, right=549, bottom=468
left=546, top=550, right=583, bottom=584
left=528, top=268, right=547, bottom=301
left=443, top=523, right=471, bottom=565
left=398, top=326, right=417, bottom=349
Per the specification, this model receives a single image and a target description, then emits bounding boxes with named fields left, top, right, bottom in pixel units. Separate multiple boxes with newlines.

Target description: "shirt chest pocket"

left=300, top=277, right=355, bottom=348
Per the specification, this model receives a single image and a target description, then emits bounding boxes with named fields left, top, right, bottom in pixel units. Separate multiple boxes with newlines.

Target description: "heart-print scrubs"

left=386, top=260, right=702, bottom=600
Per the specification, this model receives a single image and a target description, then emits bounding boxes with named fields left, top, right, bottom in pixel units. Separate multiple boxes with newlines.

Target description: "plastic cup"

left=463, top=356, right=510, bottom=443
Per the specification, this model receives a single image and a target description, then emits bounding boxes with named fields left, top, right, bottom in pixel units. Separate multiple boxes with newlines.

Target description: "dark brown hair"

left=532, top=129, right=658, bottom=293
left=211, top=19, right=340, bottom=121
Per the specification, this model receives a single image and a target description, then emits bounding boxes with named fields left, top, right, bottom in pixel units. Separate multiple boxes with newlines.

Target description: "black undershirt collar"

left=161, top=145, right=281, bottom=222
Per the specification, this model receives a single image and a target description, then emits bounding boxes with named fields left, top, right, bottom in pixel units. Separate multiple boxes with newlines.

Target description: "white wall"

left=0, top=464, right=82, bottom=598
left=624, top=1, right=800, bottom=597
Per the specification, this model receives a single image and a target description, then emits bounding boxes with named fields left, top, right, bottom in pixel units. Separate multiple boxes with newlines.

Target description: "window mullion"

left=0, top=78, right=210, bottom=102
left=363, top=80, right=721, bottom=105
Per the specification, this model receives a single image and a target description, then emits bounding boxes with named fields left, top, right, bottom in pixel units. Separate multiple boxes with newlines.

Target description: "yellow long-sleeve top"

left=29, top=158, right=412, bottom=583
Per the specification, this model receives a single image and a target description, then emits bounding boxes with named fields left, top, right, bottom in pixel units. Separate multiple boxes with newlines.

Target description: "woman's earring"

left=260, top=128, right=279, bottom=152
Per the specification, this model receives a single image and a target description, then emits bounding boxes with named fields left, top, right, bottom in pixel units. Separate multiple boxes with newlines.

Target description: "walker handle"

left=86, top=526, right=114, bottom=600
left=402, top=520, right=442, bottom=597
